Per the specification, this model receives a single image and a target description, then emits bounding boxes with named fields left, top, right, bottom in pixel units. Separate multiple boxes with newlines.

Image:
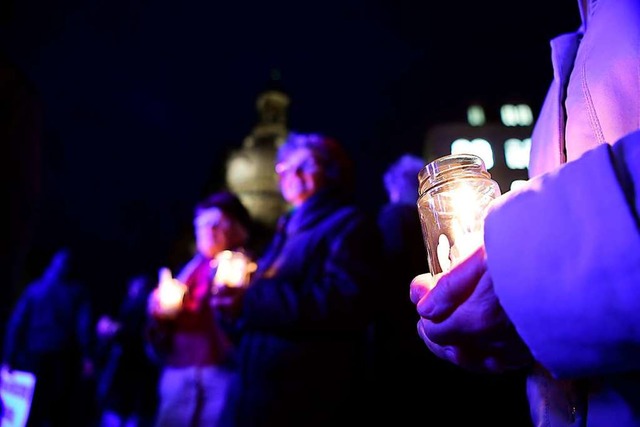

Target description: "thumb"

left=409, top=273, right=439, bottom=305
left=417, top=245, right=487, bottom=321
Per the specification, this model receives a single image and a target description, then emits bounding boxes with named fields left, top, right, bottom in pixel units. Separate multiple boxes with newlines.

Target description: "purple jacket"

left=483, top=0, right=640, bottom=425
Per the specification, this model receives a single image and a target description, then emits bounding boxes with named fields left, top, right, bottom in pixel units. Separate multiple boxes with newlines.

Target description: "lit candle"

left=211, top=250, right=257, bottom=292
left=445, top=182, right=487, bottom=266
left=418, top=154, right=501, bottom=274
left=155, top=267, right=187, bottom=316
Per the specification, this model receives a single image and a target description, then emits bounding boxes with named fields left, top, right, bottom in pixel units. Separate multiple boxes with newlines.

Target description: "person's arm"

left=240, top=211, right=383, bottom=333
left=484, top=131, right=640, bottom=379
left=2, top=291, right=32, bottom=369
left=75, top=288, right=96, bottom=377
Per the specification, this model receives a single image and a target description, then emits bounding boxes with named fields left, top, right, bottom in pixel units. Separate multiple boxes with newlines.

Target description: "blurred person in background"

left=2, top=246, right=95, bottom=427
left=146, top=191, right=254, bottom=427
left=212, top=132, right=386, bottom=427
left=373, top=154, right=434, bottom=421
left=375, top=153, right=429, bottom=372
left=95, top=273, right=159, bottom=427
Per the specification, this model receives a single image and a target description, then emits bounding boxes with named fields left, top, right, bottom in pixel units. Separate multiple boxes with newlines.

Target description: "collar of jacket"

left=285, top=189, right=351, bottom=236
left=579, top=0, right=597, bottom=32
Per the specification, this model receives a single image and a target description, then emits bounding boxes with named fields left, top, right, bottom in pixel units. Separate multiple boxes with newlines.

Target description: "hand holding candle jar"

left=211, top=250, right=257, bottom=294
left=417, top=154, right=501, bottom=275
left=149, top=267, right=187, bottom=318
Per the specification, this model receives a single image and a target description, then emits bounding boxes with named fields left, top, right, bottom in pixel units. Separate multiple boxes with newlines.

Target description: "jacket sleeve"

left=483, top=130, right=640, bottom=379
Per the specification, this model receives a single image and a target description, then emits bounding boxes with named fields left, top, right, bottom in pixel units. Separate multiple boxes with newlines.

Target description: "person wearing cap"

left=146, top=191, right=254, bottom=427
left=213, top=132, right=386, bottom=427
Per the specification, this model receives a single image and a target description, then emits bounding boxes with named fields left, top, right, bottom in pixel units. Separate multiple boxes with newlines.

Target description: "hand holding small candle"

left=211, top=250, right=257, bottom=293
left=209, top=251, right=256, bottom=319
left=149, top=267, right=187, bottom=318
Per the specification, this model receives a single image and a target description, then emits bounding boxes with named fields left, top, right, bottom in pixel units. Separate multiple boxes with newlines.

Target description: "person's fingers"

left=422, top=268, right=499, bottom=346
left=419, top=310, right=533, bottom=373
left=416, top=246, right=487, bottom=322
left=409, top=273, right=438, bottom=305
left=420, top=316, right=494, bottom=372
left=417, top=319, right=460, bottom=364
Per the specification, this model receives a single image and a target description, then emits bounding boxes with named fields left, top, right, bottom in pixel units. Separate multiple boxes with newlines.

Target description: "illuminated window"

left=451, top=138, right=494, bottom=169
left=500, top=104, right=533, bottom=127
left=510, top=179, right=528, bottom=192
left=467, top=105, right=485, bottom=127
left=504, top=138, right=531, bottom=169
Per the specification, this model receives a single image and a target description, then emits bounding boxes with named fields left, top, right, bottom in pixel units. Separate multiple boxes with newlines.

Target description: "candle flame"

left=212, top=250, right=257, bottom=289
left=156, top=267, right=187, bottom=315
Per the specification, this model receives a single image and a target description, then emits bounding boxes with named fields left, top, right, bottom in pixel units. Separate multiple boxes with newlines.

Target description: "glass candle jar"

left=417, top=154, right=501, bottom=274
left=211, top=250, right=257, bottom=293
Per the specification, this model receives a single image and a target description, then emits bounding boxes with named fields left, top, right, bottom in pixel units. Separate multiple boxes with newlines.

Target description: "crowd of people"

left=1, top=134, right=529, bottom=427
left=3, top=0, right=640, bottom=426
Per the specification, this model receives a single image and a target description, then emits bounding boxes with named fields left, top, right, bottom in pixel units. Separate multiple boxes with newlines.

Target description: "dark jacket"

left=96, top=279, right=159, bottom=417
left=220, top=190, right=384, bottom=427
left=374, top=202, right=429, bottom=367
left=3, top=274, right=93, bottom=371
left=1, top=249, right=95, bottom=427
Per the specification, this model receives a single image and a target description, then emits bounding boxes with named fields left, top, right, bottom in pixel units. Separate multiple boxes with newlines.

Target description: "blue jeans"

left=154, top=365, right=235, bottom=427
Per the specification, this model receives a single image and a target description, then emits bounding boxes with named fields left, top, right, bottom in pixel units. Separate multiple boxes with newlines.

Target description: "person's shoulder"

left=312, top=194, right=375, bottom=231
left=379, top=201, right=416, bottom=215
left=63, top=280, right=92, bottom=299
left=332, top=204, right=382, bottom=237
left=332, top=203, right=368, bottom=223
left=20, top=278, right=47, bottom=298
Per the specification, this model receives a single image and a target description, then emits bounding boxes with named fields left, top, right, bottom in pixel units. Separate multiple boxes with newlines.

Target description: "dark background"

left=2, top=0, right=580, bottom=310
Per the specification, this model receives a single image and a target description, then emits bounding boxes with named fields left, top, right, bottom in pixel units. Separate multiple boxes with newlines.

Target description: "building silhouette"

left=225, top=74, right=290, bottom=230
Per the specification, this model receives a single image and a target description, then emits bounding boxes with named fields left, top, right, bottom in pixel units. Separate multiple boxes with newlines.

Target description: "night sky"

left=2, top=0, right=580, bottom=308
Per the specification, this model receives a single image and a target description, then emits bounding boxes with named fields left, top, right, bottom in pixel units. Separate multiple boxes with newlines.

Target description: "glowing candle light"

left=417, top=154, right=501, bottom=274
left=155, top=267, right=187, bottom=317
left=211, top=250, right=257, bottom=293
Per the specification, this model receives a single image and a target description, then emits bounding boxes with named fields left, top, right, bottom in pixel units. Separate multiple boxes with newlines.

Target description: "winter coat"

left=220, top=190, right=384, bottom=427
left=484, top=0, right=640, bottom=425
